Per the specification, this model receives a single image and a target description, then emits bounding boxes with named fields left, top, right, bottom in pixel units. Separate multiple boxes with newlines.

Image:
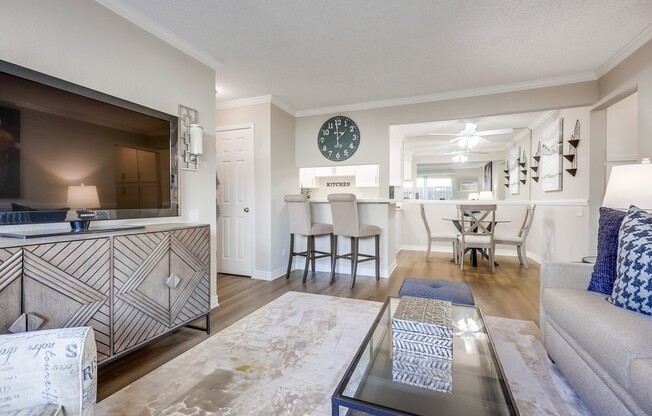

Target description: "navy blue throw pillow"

left=608, top=206, right=652, bottom=316
left=587, top=207, right=627, bottom=294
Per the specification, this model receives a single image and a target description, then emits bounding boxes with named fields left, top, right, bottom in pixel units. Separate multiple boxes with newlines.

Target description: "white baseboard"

left=252, top=266, right=287, bottom=281
left=211, top=295, right=219, bottom=309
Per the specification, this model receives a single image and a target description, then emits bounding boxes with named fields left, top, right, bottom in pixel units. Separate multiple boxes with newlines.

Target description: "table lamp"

left=67, top=183, right=100, bottom=230
left=478, top=191, right=494, bottom=200
left=602, top=159, right=652, bottom=210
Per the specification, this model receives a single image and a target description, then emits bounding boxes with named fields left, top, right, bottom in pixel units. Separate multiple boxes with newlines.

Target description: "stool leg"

left=286, top=234, right=295, bottom=279
left=310, top=235, right=316, bottom=273
left=302, top=236, right=311, bottom=283
left=351, top=237, right=359, bottom=289
left=330, top=235, right=338, bottom=284
left=350, top=237, right=355, bottom=277
left=375, top=234, right=380, bottom=281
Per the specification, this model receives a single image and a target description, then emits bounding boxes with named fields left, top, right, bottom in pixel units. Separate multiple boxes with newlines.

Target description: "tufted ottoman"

left=398, top=278, right=475, bottom=306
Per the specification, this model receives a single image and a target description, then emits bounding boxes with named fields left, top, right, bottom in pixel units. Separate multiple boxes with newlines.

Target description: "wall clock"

left=317, top=116, right=360, bottom=162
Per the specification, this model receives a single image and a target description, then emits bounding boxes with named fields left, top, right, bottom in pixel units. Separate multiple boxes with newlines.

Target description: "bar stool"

left=284, top=194, right=333, bottom=283
left=327, top=193, right=380, bottom=288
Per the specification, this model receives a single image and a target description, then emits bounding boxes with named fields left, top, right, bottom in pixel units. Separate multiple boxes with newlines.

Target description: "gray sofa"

left=540, top=262, right=652, bottom=416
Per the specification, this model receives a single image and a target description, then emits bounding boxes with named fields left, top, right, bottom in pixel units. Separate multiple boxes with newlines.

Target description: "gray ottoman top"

left=398, top=278, right=475, bottom=306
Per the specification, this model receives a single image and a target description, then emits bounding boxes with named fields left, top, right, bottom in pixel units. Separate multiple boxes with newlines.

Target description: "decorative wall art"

left=531, top=142, right=541, bottom=183
left=483, top=161, right=493, bottom=191
left=509, top=155, right=520, bottom=195
left=519, top=148, right=527, bottom=185
left=0, top=105, right=20, bottom=198
left=541, top=118, right=564, bottom=192
left=564, top=119, right=580, bottom=177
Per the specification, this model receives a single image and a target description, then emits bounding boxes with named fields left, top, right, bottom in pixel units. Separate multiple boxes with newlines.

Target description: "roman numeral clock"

left=318, top=116, right=360, bottom=161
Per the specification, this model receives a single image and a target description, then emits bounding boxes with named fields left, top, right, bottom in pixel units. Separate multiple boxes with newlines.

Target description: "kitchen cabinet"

left=356, top=165, right=379, bottom=187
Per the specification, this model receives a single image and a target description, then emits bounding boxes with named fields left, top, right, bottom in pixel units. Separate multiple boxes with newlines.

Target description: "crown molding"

left=595, top=24, right=652, bottom=78
left=295, top=72, right=597, bottom=117
left=215, top=95, right=297, bottom=115
left=95, top=0, right=222, bottom=70
left=216, top=95, right=272, bottom=109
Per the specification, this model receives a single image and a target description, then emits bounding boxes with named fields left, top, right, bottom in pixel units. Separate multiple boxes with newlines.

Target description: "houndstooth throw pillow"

left=608, top=205, right=652, bottom=316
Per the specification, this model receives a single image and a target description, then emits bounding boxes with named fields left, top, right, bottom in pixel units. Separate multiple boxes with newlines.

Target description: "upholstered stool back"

left=327, top=193, right=359, bottom=237
left=284, top=194, right=312, bottom=236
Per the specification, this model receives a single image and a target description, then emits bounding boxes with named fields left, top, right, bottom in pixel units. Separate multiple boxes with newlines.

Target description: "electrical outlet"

left=575, top=207, right=583, bottom=217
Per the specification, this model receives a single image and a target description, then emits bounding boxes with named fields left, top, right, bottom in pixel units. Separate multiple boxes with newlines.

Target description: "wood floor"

left=97, top=249, right=540, bottom=401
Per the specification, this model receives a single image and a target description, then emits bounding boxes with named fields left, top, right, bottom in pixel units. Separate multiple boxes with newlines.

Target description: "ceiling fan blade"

left=475, top=128, right=513, bottom=136
left=449, top=137, right=463, bottom=143
left=427, top=132, right=461, bottom=136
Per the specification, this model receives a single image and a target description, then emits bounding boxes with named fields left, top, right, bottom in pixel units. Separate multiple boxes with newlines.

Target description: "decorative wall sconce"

left=179, top=105, right=204, bottom=171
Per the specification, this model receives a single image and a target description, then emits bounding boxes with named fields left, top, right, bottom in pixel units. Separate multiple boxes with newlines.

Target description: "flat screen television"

left=0, top=59, right=179, bottom=237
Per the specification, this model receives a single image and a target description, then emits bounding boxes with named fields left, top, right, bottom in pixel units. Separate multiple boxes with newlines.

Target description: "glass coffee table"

left=332, top=297, right=519, bottom=415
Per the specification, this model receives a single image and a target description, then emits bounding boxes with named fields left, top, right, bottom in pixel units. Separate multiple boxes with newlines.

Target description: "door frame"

left=215, top=123, right=255, bottom=276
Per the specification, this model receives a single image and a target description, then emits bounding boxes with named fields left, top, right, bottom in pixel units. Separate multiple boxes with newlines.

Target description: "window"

left=417, top=176, right=453, bottom=200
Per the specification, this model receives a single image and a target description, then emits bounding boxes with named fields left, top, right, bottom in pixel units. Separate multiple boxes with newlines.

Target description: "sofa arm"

left=539, top=262, right=594, bottom=344
left=0, top=327, right=97, bottom=416
left=540, top=261, right=593, bottom=292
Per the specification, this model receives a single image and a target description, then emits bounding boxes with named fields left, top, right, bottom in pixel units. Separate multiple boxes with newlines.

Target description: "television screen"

left=0, top=60, right=179, bottom=228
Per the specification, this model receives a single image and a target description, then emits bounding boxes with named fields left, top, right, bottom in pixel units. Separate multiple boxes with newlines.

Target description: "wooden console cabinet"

left=0, top=224, right=210, bottom=364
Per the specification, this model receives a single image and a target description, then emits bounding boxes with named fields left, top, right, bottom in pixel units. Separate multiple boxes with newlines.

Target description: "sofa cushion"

left=543, top=287, right=652, bottom=390
left=587, top=207, right=626, bottom=295
left=608, top=205, right=652, bottom=316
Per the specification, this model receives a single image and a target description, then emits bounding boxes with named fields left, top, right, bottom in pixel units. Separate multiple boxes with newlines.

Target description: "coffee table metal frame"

left=331, top=297, right=519, bottom=416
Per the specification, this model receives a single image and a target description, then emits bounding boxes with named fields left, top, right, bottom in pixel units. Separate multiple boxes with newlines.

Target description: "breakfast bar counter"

left=305, top=199, right=397, bottom=278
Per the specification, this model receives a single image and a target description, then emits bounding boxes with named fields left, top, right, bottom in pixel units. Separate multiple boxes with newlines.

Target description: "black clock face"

left=317, top=116, right=360, bottom=161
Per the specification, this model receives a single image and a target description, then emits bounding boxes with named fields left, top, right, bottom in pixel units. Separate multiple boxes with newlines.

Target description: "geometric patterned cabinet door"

left=22, top=238, right=112, bottom=361
left=113, top=227, right=210, bottom=355
left=170, top=227, right=210, bottom=327
left=0, top=248, right=22, bottom=334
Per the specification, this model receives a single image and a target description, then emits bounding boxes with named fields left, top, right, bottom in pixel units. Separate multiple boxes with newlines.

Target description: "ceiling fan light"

left=452, top=153, right=468, bottom=163
left=467, top=136, right=480, bottom=149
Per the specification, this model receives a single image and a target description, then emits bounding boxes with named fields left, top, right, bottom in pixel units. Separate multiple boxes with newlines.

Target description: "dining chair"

left=457, top=204, right=497, bottom=272
left=494, top=204, right=536, bottom=269
left=327, top=193, right=380, bottom=288
left=420, top=204, right=459, bottom=263
left=284, top=194, right=334, bottom=283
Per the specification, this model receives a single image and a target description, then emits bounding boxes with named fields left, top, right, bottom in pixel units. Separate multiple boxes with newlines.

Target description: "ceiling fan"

left=428, top=122, right=513, bottom=149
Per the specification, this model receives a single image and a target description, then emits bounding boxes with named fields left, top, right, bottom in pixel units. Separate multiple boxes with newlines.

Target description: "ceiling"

left=97, top=0, right=652, bottom=115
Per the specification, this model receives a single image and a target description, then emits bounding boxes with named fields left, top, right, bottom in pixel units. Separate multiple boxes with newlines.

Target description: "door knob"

left=244, top=207, right=250, bottom=213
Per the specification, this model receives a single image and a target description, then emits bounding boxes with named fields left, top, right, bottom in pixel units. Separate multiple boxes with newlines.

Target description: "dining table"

left=442, top=217, right=511, bottom=267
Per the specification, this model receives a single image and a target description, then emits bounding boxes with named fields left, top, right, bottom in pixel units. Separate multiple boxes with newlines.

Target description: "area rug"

left=97, top=292, right=591, bottom=415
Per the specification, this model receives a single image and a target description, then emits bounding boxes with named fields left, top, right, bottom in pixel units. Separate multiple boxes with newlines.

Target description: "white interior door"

left=216, top=126, right=254, bottom=276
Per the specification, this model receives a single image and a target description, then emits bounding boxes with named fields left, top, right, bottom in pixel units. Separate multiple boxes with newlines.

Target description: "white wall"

left=0, top=1, right=218, bottom=294
left=270, top=104, right=298, bottom=276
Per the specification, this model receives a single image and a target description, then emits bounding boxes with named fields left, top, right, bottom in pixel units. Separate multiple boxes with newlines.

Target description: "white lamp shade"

left=189, top=124, right=203, bottom=155
left=467, top=192, right=479, bottom=200
left=602, top=163, right=652, bottom=210
left=478, top=191, right=494, bottom=200
left=67, top=185, right=100, bottom=209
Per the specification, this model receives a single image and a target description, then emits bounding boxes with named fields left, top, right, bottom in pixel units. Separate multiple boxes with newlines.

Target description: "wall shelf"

left=532, top=176, right=539, bottom=183
left=564, top=119, right=580, bottom=176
